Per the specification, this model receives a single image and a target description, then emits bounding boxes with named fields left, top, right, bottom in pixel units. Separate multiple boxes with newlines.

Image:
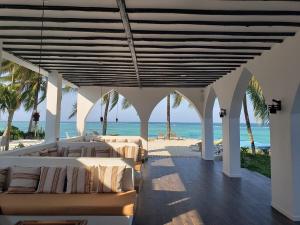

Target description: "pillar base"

left=223, top=170, right=241, bottom=178
left=272, top=202, right=300, bottom=221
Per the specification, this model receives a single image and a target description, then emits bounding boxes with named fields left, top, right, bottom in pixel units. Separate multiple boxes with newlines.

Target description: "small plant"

left=14, top=142, right=25, bottom=149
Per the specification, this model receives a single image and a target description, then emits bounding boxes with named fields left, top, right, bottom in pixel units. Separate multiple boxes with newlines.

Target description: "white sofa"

left=0, top=157, right=136, bottom=225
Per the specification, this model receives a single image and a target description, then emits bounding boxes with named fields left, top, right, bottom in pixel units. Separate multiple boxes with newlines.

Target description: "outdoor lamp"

left=219, top=108, right=226, bottom=118
left=268, top=99, right=281, bottom=114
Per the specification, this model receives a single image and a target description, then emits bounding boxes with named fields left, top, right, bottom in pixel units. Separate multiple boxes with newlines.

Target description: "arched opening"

left=147, top=91, right=201, bottom=156
left=84, top=90, right=140, bottom=136
left=239, top=75, right=271, bottom=177
left=60, top=85, right=78, bottom=138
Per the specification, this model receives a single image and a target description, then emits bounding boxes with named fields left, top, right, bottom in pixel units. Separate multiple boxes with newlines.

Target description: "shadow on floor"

left=134, top=157, right=300, bottom=225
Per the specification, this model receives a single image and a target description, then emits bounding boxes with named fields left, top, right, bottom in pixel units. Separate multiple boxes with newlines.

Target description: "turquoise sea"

left=0, top=121, right=270, bottom=148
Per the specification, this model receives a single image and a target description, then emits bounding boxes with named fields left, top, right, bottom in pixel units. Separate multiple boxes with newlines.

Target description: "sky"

left=0, top=90, right=258, bottom=124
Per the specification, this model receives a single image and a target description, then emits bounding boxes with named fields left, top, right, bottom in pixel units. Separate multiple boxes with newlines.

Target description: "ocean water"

left=0, top=121, right=270, bottom=148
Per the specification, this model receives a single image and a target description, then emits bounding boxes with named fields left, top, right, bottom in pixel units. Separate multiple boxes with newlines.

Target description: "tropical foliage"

left=247, top=77, right=269, bottom=125
left=243, top=76, right=269, bottom=155
left=1, top=60, right=46, bottom=134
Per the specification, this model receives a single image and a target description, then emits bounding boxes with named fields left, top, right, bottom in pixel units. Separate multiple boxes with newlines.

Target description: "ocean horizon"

left=0, top=121, right=270, bottom=148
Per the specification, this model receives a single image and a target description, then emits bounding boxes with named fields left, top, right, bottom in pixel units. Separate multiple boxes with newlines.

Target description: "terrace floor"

left=134, top=156, right=300, bottom=225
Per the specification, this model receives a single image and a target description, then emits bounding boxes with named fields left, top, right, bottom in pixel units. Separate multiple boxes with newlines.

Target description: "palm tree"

left=68, top=90, right=120, bottom=135
left=243, top=94, right=256, bottom=154
left=166, top=94, right=171, bottom=140
left=1, top=61, right=46, bottom=134
left=244, top=76, right=269, bottom=155
left=0, top=83, right=26, bottom=150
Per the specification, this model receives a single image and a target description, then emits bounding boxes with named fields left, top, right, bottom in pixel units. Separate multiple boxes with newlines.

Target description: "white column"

left=222, top=116, right=241, bottom=177
left=270, top=112, right=300, bottom=220
left=202, top=117, right=214, bottom=160
left=140, top=121, right=148, bottom=141
left=45, top=71, right=62, bottom=143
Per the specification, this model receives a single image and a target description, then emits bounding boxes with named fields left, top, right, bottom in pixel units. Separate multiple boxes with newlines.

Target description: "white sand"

left=147, top=139, right=201, bottom=157
left=9, top=139, right=44, bottom=150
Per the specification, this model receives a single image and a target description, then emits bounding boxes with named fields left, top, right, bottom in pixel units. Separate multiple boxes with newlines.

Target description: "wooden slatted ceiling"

left=1, top=0, right=300, bottom=87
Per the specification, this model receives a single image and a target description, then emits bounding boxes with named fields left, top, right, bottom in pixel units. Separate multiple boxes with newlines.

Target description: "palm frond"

left=172, top=92, right=183, bottom=108
left=247, top=77, right=269, bottom=125
left=122, top=98, right=132, bottom=109
left=68, top=102, right=77, bottom=119
left=109, top=90, right=119, bottom=111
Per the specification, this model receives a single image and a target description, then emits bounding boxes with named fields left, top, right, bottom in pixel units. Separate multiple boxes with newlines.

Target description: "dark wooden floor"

left=135, top=157, right=300, bottom=225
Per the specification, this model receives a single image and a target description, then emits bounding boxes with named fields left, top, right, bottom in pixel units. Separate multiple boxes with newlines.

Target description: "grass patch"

left=241, top=150, right=271, bottom=178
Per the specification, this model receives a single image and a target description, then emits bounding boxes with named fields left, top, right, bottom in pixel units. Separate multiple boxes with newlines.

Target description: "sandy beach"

left=147, top=138, right=201, bottom=157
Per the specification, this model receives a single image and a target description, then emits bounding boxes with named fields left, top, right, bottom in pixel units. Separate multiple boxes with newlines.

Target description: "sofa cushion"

left=7, top=166, right=40, bottom=193
left=0, top=190, right=136, bottom=216
left=0, top=168, right=8, bottom=192
left=37, top=167, right=66, bottom=193
left=81, top=147, right=96, bottom=157
left=66, top=166, right=96, bottom=193
left=98, top=166, right=125, bottom=193
left=123, top=146, right=139, bottom=162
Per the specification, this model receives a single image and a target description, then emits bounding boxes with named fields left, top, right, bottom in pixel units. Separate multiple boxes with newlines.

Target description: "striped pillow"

left=109, top=147, right=125, bottom=158
left=8, top=166, right=41, bottom=193
left=95, top=149, right=110, bottom=157
left=37, top=167, right=66, bottom=193
left=123, top=146, right=139, bottom=162
left=81, top=147, right=96, bottom=157
left=66, top=166, right=97, bottom=193
left=0, top=168, right=8, bottom=192
left=97, top=166, right=125, bottom=193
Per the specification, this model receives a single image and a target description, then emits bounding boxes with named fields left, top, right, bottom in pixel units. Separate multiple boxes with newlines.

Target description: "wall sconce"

left=219, top=108, right=226, bottom=118
left=268, top=99, right=281, bottom=114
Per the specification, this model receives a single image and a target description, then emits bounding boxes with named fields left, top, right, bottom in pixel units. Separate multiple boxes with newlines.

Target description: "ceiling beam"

left=4, top=42, right=271, bottom=50
left=0, top=35, right=283, bottom=43
left=2, top=16, right=300, bottom=27
left=6, top=48, right=261, bottom=55
left=0, top=26, right=294, bottom=36
left=1, top=4, right=300, bottom=16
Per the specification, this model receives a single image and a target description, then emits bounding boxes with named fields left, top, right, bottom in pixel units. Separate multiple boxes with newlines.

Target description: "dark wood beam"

left=2, top=16, right=300, bottom=27
left=0, top=4, right=118, bottom=12
left=4, top=42, right=271, bottom=50
left=2, top=4, right=300, bottom=16
left=7, top=48, right=261, bottom=55
left=25, top=57, right=247, bottom=64
left=0, top=26, right=294, bottom=36
left=20, top=54, right=253, bottom=60
left=116, top=0, right=141, bottom=87
left=0, top=35, right=283, bottom=43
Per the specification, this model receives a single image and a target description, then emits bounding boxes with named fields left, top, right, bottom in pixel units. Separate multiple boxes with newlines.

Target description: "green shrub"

left=241, top=150, right=271, bottom=178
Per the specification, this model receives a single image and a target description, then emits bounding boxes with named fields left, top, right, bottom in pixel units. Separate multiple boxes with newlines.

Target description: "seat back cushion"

left=37, top=167, right=66, bottom=193
left=66, top=166, right=97, bottom=193
left=98, top=166, right=125, bottom=193
left=7, top=166, right=40, bottom=193
left=0, top=168, right=8, bottom=192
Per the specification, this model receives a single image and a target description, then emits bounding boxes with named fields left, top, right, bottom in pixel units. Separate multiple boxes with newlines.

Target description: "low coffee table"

left=16, top=221, right=87, bottom=225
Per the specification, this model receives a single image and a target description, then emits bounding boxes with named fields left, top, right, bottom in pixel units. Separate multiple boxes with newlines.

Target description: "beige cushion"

left=37, top=167, right=66, bottom=193
left=109, top=147, right=124, bottom=158
left=81, top=147, right=96, bottom=157
left=8, top=166, right=40, bottom=193
left=66, top=166, right=96, bottom=193
left=0, top=168, right=8, bottom=192
left=47, top=148, right=59, bottom=157
left=123, top=146, right=139, bottom=162
left=67, top=149, right=82, bottom=157
left=39, top=149, right=49, bottom=157
left=98, top=166, right=125, bottom=193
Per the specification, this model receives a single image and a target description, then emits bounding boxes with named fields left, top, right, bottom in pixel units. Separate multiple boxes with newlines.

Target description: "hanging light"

left=100, top=87, right=104, bottom=123
left=115, top=99, right=119, bottom=123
